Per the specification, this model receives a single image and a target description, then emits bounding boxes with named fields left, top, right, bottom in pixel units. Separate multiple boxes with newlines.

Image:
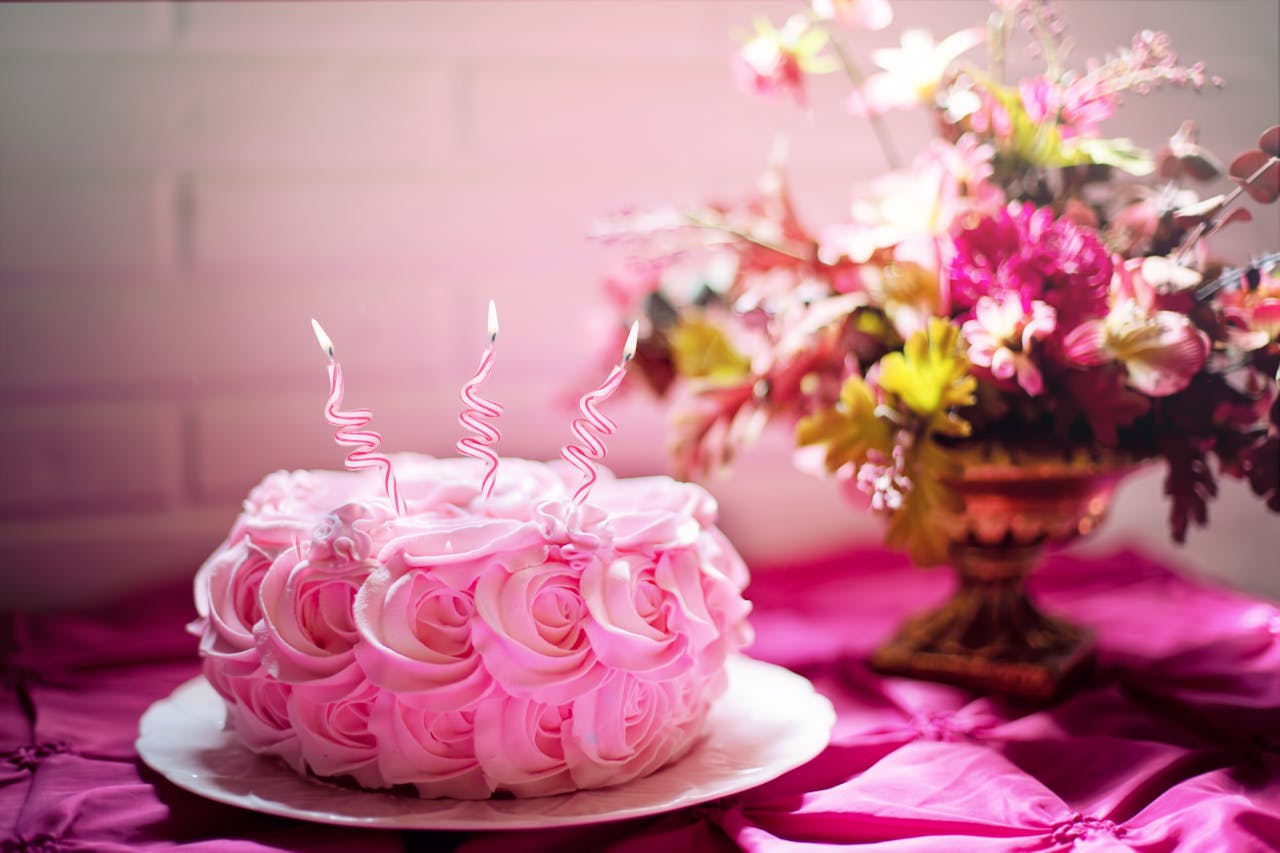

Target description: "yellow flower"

left=795, top=375, right=893, bottom=472
left=877, top=317, right=976, bottom=436
left=670, top=318, right=752, bottom=385
left=862, top=261, right=941, bottom=338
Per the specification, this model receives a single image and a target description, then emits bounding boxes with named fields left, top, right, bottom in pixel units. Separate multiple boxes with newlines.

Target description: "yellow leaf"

left=795, top=375, right=893, bottom=472
left=883, top=438, right=963, bottom=566
left=670, top=319, right=752, bottom=385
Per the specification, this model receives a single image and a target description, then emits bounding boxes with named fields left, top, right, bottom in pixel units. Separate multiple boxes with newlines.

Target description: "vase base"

left=870, top=632, right=1095, bottom=701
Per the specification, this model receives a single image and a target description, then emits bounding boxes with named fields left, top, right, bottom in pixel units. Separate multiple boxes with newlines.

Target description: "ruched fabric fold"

left=3, top=547, right=1277, bottom=851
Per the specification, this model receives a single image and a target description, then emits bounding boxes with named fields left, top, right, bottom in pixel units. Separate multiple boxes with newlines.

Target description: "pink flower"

left=1059, top=76, right=1117, bottom=138
left=1063, top=299, right=1209, bottom=396
left=934, top=134, right=1000, bottom=199
left=961, top=295, right=1057, bottom=395
left=1122, top=255, right=1202, bottom=314
left=967, top=90, right=1013, bottom=140
left=849, top=27, right=984, bottom=116
left=810, top=0, right=892, bottom=31
left=1018, top=76, right=1060, bottom=125
left=1017, top=75, right=1117, bottom=140
left=948, top=202, right=1113, bottom=332
left=1233, top=299, right=1280, bottom=350
left=733, top=16, right=835, bottom=106
left=1221, top=265, right=1280, bottom=352
left=819, top=137, right=999, bottom=283
left=855, top=441, right=911, bottom=511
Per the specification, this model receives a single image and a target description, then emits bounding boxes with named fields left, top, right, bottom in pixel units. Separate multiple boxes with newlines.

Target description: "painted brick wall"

left=1, top=1, right=1277, bottom=607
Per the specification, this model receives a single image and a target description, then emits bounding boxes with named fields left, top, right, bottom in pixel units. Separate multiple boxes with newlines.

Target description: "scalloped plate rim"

left=136, top=655, right=834, bottom=831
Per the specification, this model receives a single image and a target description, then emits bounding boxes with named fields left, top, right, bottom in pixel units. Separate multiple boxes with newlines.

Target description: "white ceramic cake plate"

left=136, top=656, right=835, bottom=831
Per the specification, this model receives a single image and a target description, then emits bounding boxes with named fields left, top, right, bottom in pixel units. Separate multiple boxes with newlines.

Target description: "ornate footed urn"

left=870, top=450, right=1138, bottom=701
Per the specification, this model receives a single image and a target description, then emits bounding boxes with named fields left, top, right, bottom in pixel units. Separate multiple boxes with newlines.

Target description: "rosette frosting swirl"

left=193, top=454, right=753, bottom=798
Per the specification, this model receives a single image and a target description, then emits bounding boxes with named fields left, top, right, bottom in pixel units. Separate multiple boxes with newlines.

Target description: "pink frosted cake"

left=191, top=454, right=753, bottom=798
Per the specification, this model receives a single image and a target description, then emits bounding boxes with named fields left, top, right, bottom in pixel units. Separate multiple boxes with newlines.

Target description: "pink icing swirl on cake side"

left=191, top=453, right=753, bottom=799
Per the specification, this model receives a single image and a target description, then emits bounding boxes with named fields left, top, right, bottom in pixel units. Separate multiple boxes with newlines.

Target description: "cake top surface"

left=228, top=453, right=732, bottom=573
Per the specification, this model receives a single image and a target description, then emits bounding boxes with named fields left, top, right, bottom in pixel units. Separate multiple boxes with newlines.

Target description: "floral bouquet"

left=594, top=0, right=1279, bottom=567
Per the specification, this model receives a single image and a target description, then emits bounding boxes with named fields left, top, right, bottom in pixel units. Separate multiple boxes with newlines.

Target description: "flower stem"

left=1175, top=155, right=1278, bottom=263
left=1024, top=0, right=1062, bottom=81
left=824, top=26, right=902, bottom=171
left=684, top=212, right=810, bottom=262
left=1194, top=250, right=1280, bottom=302
left=987, top=9, right=1008, bottom=86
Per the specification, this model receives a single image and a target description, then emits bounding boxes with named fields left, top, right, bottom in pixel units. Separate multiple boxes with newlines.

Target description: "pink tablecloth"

left=3, top=547, right=1278, bottom=852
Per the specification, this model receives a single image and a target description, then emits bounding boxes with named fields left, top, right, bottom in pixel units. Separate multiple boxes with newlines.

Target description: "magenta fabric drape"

left=2, top=547, right=1277, bottom=852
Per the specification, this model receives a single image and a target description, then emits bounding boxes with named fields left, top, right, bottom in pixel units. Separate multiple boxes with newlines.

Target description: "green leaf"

left=1068, top=137, right=1155, bottom=176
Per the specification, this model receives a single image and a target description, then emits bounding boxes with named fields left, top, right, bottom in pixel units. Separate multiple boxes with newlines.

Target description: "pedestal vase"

left=870, top=453, right=1138, bottom=700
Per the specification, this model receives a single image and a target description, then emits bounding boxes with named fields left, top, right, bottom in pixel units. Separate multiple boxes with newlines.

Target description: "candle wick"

left=621, top=321, right=639, bottom=365
left=313, top=318, right=405, bottom=515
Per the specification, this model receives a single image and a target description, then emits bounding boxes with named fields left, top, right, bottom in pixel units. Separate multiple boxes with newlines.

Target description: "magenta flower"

left=947, top=202, right=1113, bottom=331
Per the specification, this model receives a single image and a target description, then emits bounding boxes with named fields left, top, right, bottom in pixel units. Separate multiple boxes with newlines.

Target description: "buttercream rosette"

left=191, top=454, right=753, bottom=798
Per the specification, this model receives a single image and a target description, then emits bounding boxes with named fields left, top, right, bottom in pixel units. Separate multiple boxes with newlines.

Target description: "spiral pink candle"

left=311, top=319, right=406, bottom=516
left=456, top=300, right=504, bottom=498
left=562, top=322, right=638, bottom=508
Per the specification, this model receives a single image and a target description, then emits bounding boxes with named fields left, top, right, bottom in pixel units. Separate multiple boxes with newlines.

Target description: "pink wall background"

left=1, top=1, right=1277, bottom=608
